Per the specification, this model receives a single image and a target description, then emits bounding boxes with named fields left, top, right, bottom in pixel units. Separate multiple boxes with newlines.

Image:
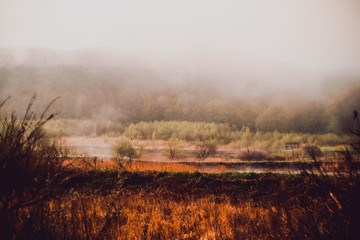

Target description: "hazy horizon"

left=1, top=47, right=359, bottom=99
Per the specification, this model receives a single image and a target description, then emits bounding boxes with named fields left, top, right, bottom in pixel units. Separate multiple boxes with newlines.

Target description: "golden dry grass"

left=52, top=156, right=360, bottom=240
left=10, top=168, right=360, bottom=239
left=45, top=191, right=283, bottom=240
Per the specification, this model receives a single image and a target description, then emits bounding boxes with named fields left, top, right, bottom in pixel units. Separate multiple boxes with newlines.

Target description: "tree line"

left=1, top=64, right=359, bottom=134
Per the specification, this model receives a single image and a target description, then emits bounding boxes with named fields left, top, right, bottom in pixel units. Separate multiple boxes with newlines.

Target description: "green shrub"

left=112, top=140, right=141, bottom=169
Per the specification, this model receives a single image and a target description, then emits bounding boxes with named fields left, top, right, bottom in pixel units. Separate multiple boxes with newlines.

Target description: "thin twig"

left=0, top=96, right=11, bottom=108
left=40, top=96, right=60, bottom=120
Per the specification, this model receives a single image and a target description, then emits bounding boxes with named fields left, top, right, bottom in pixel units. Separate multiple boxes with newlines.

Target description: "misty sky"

left=1, top=0, right=360, bottom=69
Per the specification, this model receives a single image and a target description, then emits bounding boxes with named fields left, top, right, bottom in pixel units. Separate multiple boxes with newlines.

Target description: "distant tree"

left=303, top=145, right=323, bottom=161
left=112, top=140, right=140, bottom=169
left=167, top=138, right=183, bottom=159
left=195, top=140, right=217, bottom=160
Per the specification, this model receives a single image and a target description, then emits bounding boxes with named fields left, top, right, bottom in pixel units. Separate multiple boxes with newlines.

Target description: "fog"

left=1, top=0, right=360, bottom=68
left=1, top=47, right=359, bottom=97
left=0, top=1, right=360, bottom=133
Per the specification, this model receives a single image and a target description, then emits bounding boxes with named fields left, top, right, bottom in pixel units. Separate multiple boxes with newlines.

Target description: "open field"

left=5, top=170, right=360, bottom=240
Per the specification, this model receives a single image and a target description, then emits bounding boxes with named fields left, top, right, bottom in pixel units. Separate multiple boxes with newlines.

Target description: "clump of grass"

left=0, top=96, right=66, bottom=239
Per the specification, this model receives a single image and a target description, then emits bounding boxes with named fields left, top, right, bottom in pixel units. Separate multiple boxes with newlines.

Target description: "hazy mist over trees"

left=0, top=48, right=359, bottom=134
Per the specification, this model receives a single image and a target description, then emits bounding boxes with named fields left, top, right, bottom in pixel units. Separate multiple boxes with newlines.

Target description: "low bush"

left=112, top=140, right=141, bottom=169
left=195, top=140, right=217, bottom=160
left=167, top=138, right=183, bottom=159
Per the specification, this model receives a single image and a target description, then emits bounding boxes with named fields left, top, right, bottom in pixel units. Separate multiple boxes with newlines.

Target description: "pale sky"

left=1, top=0, right=360, bottom=68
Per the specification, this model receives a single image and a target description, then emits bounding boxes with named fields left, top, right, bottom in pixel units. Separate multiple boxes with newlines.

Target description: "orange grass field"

left=8, top=166, right=360, bottom=239
left=63, top=158, right=231, bottom=173
left=42, top=191, right=286, bottom=240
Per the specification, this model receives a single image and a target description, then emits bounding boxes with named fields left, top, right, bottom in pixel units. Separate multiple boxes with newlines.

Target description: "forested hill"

left=0, top=48, right=359, bottom=134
